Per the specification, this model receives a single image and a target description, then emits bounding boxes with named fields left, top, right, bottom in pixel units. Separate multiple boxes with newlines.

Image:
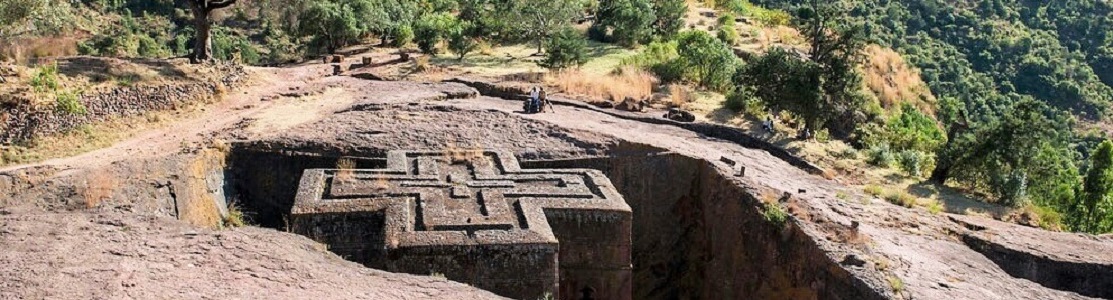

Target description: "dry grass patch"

left=921, top=198, right=945, bottom=215
left=547, top=66, right=657, bottom=104
left=883, top=190, right=917, bottom=208
left=861, top=45, right=936, bottom=114
left=667, top=84, right=693, bottom=107
left=335, top=157, right=356, bottom=184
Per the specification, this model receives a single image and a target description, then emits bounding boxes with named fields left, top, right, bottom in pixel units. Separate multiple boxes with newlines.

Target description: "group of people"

left=762, top=114, right=814, bottom=141
left=524, top=86, right=553, bottom=114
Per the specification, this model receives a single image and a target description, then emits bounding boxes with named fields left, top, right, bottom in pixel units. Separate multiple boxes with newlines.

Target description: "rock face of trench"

left=526, top=153, right=883, bottom=300
left=225, top=144, right=884, bottom=299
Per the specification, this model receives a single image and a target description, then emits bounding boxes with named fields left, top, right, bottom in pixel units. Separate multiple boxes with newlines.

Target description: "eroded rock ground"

left=2, top=62, right=1111, bottom=299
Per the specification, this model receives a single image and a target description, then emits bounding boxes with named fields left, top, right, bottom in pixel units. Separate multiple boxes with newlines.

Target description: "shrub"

left=619, top=40, right=678, bottom=69
left=1020, top=204, right=1064, bottom=231
left=754, top=8, right=790, bottom=27
left=896, top=150, right=926, bottom=177
left=887, top=276, right=905, bottom=294
left=716, top=13, right=739, bottom=46
left=674, top=30, right=737, bottom=92
left=761, top=202, right=788, bottom=227
left=55, top=91, right=86, bottom=115
left=834, top=147, right=858, bottom=159
left=865, top=144, right=895, bottom=167
left=30, top=63, right=59, bottom=93
left=224, top=202, right=247, bottom=228
left=587, top=24, right=609, bottom=42
left=413, top=13, right=458, bottom=55
left=391, top=25, right=415, bottom=47
left=994, top=170, right=1030, bottom=208
left=723, top=89, right=749, bottom=112
left=538, top=27, right=588, bottom=70
left=863, top=184, right=883, bottom=197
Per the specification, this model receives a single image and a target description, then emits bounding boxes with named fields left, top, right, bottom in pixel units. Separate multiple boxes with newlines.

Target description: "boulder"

left=664, top=108, right=696, bottom=122
left=615, top=97, right=646, bottom=112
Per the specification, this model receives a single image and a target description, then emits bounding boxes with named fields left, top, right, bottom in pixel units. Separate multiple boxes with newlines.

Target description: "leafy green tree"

left=0, top=0, right=76, bottom=39
left=594, top=0, right=656, bottom=47
left=673, top=30, right=737, bottom=92
left=297, top=0, right=359, bottom=54
left=652, top=0, right=687, bottom=39
left=390, top=25, right=414, bottom=47
left=448, top=21, right=478, bottom=60
left=507, top=0, right=581, bottom=53
left=948, top=99, right=1079, bottom=207
left=413, top=12, right=458, bottom=55
left=1075, top=140, right=1113, bottom=233
left=795, top=0, right=867, bottom=136
left=736, top=47, right=822, bottom=123
left=538, top=27, right=588, bottom=70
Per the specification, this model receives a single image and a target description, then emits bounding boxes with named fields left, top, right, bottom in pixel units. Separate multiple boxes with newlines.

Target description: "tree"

left=186, top=0, right=239, bottom=63
left=448, top=21, right=478, bottom=60
left=737, top=47, right=822, bottom=122
left=538, top=27, right=588, bottom=70
left=673, top=30, right=737, bottom=92
left=0, top=0, right=76, bottom=39
left=1076, top=140, right=1113, bottom=233
left=795, top=0, right=867, bottom=136
left=595, top=0, right=656, bottom=47
left=0, top=0, right=39, bottom=37
left=652, top=0, right=687, bottom=39
left=507, top=0, right=580, bottom=54
left=297, top=1, right=360, bottom=54
left=413, top=12, right=458, bottom=55
left=946, top=99, right=1079, bottom=207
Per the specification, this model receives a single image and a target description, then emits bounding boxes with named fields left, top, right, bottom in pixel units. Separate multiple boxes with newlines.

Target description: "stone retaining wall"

left=0, top=63, right=246, bottom=145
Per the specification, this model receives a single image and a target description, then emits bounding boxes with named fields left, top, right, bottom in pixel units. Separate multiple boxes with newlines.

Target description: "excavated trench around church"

left=222, top=146, right=884, bottom=299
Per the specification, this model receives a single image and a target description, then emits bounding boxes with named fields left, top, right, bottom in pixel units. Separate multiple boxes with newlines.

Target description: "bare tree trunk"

left=191, top=5, right=213, bottom=63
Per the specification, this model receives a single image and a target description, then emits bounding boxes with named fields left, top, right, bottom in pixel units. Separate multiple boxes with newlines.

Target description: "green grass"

left=864, top=185, right=884, bottom=197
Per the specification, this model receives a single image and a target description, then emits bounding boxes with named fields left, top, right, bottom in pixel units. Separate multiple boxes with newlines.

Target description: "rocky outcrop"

left=953, top=216, right=1113, bottom=298
left=0, top=63, right=246, bottom=144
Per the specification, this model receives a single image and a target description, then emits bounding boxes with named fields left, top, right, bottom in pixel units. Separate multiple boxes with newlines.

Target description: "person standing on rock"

left=539, top=87, right=553, bottom=113
left=525, top=87, right=539, bottom=113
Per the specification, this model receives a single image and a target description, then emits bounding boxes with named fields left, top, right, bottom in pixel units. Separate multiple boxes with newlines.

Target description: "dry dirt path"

left=0, top=64, right=339, bottom=174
